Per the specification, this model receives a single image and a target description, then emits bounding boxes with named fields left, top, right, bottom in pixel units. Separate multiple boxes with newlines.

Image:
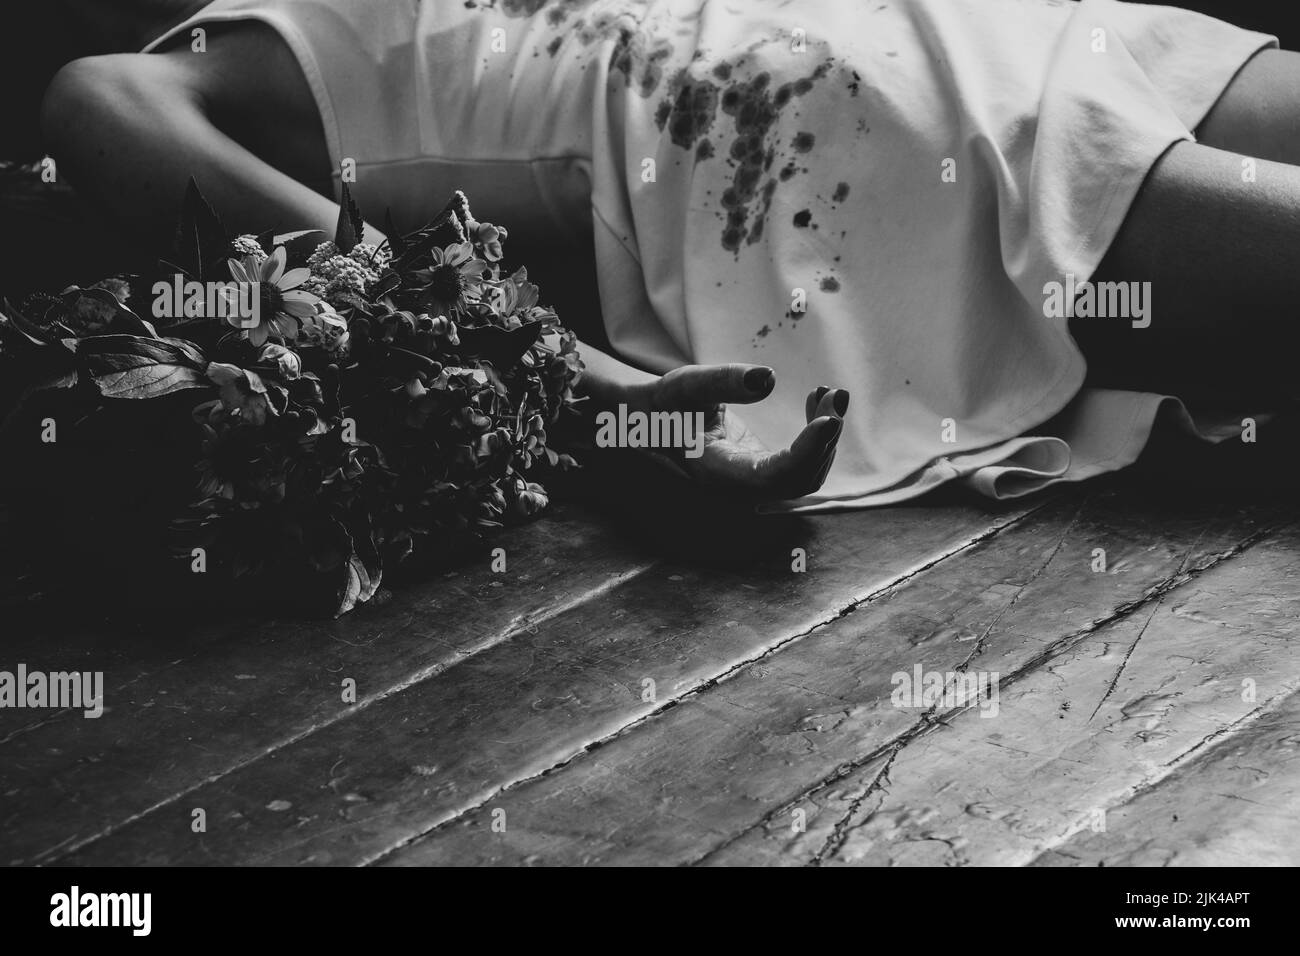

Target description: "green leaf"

left=77, top=334, right=206, bottom=370
left=0, top=302, right=56, bottom=347
left=383, top=209, right=406, bottom=256
left=77, top=334, right=209, bottom=399
left=170, top=178, right=230, bottom=282
left=370, top=270, right=401, bottom=299
left=335, top=182, right=364, bottom=255
left=62, top=288, right=158, bottom=338
left=159, top=337, right=209, bottom=367
left=278, top=229, right=330, bottom=268
left=94, top=363, right=209, bottom=400
left=334, top=553, right=380, bottom=618
left=457, top=321, right=544, bottom=370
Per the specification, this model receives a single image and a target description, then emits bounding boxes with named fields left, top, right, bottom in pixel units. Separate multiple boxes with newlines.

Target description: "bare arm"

left=41, top=43, right=384, bottom=249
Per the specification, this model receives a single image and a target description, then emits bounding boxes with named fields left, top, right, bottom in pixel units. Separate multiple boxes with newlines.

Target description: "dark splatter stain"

left=757, top=324, right=771, bottom=338
left=820, top=276, right=840, bottom=292
left=654, top=99, right=672, bottom=128
left=793, top=209, right=812, bottom=228
left=609, top=26, right=674, bottom=97
left=656, top=69, right=721, bottom=148
left=475, top=0, right=595, bottom=24
left=720, top=60, right=833, bottom=252
left=498, top=0, right=551, bottom=14
left=747, top=178, right=778, bottom=244
left=832, top=181, right=850, bottom=202
left=476, top=1, right=839, bottom=258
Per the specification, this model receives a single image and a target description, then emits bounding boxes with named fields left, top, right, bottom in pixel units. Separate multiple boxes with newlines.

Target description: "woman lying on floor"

left=37, top=0, right=1300, bottom=508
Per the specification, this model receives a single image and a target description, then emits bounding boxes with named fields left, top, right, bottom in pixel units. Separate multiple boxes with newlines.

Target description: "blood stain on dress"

left=486, top=1, right=844, bottom=256
left=820, top=276, right=841, bottom=292
left=609, top=26, right=675, bottom=95
left=662, top=57, right=834, bottom=254
left=657, top=73, right=721, bottom=148
left=792, top=209, right=813, bottom=228
left=832, top=181, right=850, bottom=202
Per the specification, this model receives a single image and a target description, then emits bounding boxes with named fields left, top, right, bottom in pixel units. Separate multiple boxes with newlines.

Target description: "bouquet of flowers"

left=0, top=183, right=584, bottom=617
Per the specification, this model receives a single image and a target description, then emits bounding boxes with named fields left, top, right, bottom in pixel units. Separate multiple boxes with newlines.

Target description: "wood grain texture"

left=372, top=493, right=1295, bottom=866
left=44, top=500, right=1034, bottom=864
left=0, top=503, right=656, bottom=865
left=1030, top=682, right=1300, bottom=865
left=711, top=527, right=1300, bottom=866
left=4, top=482, right=1298, bottom=867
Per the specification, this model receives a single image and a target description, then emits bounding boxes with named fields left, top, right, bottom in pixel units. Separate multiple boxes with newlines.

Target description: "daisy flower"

left=414, top=242, right=488, bottom=316
left=488, top=266, right=541, bottom=319
left=228, top=246, right=319, bottom=346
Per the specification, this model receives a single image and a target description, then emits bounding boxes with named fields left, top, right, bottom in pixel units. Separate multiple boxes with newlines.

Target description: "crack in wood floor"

left=2, top=485, right=1298, bottom=866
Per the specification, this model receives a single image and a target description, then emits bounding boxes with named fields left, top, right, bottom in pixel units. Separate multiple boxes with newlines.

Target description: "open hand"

left=622, top=364, right=849, bottom=501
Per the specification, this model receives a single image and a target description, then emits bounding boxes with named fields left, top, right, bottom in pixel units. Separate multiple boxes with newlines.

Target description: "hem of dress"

left=783, top=30, right=1278, bottom=513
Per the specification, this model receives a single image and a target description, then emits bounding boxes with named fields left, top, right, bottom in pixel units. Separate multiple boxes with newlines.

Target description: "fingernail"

left=745, top=366, right=775, bottom=392
left=833, top=389, right=850, bottom=416
left=823, top=416, right=843, bottom=440
left=814, top=385, right=829, bottom=401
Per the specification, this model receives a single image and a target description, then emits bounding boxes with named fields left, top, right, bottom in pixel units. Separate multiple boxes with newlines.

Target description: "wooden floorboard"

left=1030, top=688, right=1300, bottom=867
left=0, top=503, right=656, bottom=865
left=5, top=483, right=1298, bottom=866
left=368, top=492, right=1296, bottom=866
left=45, top=501, right=1033, bottom=864
left=710, top=526, right=1300, bottom=865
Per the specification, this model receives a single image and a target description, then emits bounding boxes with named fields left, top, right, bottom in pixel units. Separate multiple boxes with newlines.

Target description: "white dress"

left=145, top=0, right=1276, bottom=510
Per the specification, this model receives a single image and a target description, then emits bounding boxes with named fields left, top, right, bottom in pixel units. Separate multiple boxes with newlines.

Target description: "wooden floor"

left=4, top=168, right=1300, bottom=866
left=3, top=472, right=1300, bottom=867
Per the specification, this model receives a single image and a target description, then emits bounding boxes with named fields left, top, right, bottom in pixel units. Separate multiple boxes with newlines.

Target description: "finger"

left=756, top=415, right=844, bottom=497
left=814, top=387, right=850, bottom=421
left=811, top=389, right=849, bottom=488
left=805, top=386, right=829, bottom=423
left=813, top=442, right=838, bottom=490
left=661, top=363, right=775, bottom=409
